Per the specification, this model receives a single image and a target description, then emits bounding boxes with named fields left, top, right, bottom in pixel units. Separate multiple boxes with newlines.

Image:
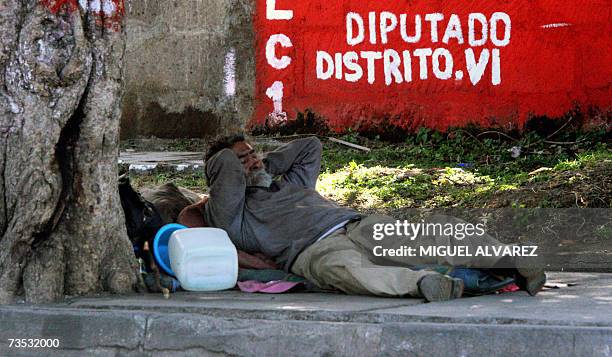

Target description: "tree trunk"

left=0, top=0, right=139, bottom=304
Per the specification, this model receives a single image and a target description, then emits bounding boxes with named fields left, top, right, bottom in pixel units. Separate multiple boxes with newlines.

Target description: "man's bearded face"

left=246, top=167, right=273, bottom=187
left=231, top=141, right=272, bottom=187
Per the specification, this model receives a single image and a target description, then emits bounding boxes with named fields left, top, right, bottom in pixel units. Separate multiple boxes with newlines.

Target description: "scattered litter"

left=509, top=146, right=522, bottom=158
left=496, top=283, right=520, bottom=293
left=529, top=167, right=552, bottom=175
left=129, top=164, right=158, bottom=171
left=328, top=137, right=371, bottom=152
left=545, top=282, right=578, bottom=289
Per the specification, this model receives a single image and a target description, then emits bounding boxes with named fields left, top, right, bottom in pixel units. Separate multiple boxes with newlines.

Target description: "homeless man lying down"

left=202, top=134, right=546, bottom=301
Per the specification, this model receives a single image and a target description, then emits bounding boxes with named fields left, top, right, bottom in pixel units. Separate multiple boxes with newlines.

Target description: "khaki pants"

left=291, top=214, right=508, bottom=297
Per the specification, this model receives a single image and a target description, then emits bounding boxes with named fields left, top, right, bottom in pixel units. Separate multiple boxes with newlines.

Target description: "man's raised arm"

left=263, top=137, right=322, bottom=189
left=204, top=149, right=246, bottom=244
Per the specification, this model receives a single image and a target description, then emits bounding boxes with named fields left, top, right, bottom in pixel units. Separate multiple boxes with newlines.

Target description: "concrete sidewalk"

left=118, top=138, right=285, bottom=172
left=1, top=272, right=610, bottom=356
left=119, top=151, right=204, bottom=172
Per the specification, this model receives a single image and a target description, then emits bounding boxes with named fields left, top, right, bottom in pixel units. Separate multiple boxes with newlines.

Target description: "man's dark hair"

left=205, top=133, right=247, bottom=162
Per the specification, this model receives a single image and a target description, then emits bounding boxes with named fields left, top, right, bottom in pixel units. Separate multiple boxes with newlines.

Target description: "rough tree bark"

left=0, top=0, right=139, bottom=303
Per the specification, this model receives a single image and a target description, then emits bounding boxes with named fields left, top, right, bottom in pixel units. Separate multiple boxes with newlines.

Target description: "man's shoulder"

left=209, top=148, right=236, bottom=162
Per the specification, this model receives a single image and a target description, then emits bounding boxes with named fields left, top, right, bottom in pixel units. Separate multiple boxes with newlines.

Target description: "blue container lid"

left=153, top=223, right=187, bottom=277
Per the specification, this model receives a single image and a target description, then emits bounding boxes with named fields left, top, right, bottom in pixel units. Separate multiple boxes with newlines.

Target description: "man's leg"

left=291, top=229, right=462, bottom=300
left=346, top=214, right=545, bottom=295
left=347, top=214, right=510, bottom=268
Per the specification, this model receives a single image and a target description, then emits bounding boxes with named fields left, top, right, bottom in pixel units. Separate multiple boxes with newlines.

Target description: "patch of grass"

left=317, top=164, right=435, bottom=208
left=318, top=129, right=610, bottom=208
left=129, top=170, right=208, bottom=194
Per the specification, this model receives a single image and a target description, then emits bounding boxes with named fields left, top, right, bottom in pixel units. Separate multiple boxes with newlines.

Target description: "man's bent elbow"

left=306, top=136, right=323, bottom=154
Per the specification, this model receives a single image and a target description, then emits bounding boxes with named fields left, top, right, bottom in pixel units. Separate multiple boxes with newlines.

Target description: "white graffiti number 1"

left=266, top=81, right=284, bottom=113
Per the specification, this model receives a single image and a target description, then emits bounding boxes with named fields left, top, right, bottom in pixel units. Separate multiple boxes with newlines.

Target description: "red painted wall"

left=252, top=0, right=611, bottom=132
left=41, top=0, right=124, bottom=32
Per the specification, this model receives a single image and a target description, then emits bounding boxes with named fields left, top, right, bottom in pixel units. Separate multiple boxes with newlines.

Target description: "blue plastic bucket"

left=153, top=223, right=187, bottom=277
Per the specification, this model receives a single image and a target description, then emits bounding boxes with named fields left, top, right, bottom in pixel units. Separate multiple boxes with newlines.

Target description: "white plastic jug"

left=168, top=228, right=238, bottom=291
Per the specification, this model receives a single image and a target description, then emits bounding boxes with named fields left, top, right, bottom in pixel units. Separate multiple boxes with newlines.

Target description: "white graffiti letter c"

left=266, top=34, right=293, bottom=69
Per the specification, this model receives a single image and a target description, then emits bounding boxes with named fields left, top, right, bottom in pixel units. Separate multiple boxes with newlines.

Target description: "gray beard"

left=246, top=168, right=273, bottom=187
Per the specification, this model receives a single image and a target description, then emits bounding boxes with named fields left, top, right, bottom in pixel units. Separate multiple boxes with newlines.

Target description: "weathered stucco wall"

left=121, top=0, right=255, bottom=139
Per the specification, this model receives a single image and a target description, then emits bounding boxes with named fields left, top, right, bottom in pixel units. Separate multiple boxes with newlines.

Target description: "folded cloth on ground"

left=237, top=280, right=304, bottom=293
left=237, top=269, right=331, bottom=293
left=497, top=282, right=520, bottom=293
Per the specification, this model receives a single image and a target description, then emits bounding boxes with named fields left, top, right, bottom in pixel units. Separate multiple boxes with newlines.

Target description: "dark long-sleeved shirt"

left=204, top=137, right=361, bottom=271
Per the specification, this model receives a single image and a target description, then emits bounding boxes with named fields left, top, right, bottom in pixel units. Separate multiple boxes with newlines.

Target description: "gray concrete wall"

left=120, top=0, right=255, bottom=139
